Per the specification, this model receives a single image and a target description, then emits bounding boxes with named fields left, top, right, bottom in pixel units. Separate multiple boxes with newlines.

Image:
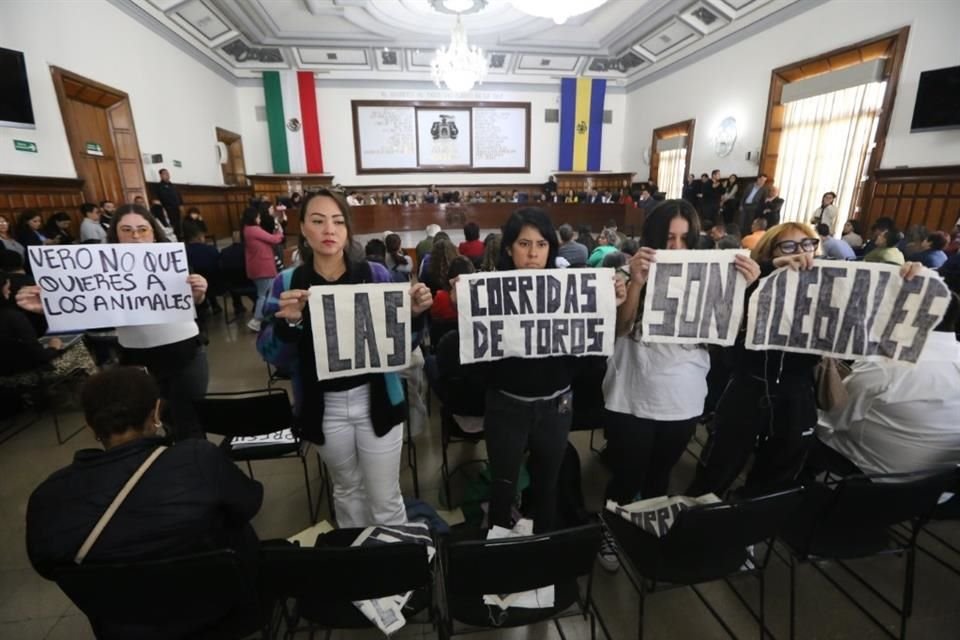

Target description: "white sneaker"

left=597, top=530, right=620, bottom=573
left=246, top=318, right=262, bottom=332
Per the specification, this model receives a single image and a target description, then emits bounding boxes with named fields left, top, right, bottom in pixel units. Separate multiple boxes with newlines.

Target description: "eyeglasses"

left=774, top=238, right=819, bottom=254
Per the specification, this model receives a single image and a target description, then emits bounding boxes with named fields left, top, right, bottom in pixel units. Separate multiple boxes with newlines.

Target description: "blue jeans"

left=253, top=277, right=274, bottom=321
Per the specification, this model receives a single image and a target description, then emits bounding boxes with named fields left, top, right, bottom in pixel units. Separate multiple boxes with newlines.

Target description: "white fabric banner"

left=27, top=243, right=195, bottom=332
left=455, top=269, right=616, bottom=364
left=745, top=262, right=950, bottom=363
left=307, top=282, right=411, bottom=379
left=641, top=250, right=749, bottom=346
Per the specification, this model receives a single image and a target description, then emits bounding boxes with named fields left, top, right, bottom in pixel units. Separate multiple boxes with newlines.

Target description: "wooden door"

left=108, top=101, right=147, bottom=203
left=50, top=67, right=147, bottom=205
left=216, top=127, right=247, bottom=186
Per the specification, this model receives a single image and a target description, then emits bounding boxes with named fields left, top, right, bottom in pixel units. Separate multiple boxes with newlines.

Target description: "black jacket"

left=155, top=181, right=183, bottom=231
left=26, top=437, right=262, bottom=579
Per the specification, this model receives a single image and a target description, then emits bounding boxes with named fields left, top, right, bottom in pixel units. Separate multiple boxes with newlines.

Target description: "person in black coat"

left=155, top=168, right=183, bottom=237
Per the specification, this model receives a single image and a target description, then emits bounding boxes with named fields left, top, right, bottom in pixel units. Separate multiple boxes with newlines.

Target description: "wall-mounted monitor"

left=0, top=47, right=35, bottom=129
left=910, top=65, right=960, bottom=132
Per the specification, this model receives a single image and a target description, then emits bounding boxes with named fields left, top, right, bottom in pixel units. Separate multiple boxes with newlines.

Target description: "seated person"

left=0, top=273, right=62, bottom=376
left=219, top=242, right=257, bottom=316
left=28, top=367, right=263, bottom=567
left=365, top=238, right=387, bottom=265
left=864, top=228, right=906, bottom=265
left=915, top=232, right=949, bottom=269
left=817, top=222, right=855, bottom=260
left=709, top=223, right=741, bottom=249
left=814, top=294, right=960, bottom=477
left=26, top=367, right=263, bottom=636
left=741, top=218, right=768, bottom=251
left=431, top=255, right=474, bottom=328
left=185, top=207, right=208, bottom=234
left=587, top=228, right=620, bottom=267
left=458, top=222, right=484, bottom=260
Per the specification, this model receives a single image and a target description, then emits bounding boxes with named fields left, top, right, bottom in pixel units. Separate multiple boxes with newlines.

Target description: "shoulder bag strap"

left=74, top=445, right=168, bottom=565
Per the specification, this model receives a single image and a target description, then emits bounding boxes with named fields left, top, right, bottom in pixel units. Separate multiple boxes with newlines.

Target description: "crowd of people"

left=3, top=175, right=959, bottom=635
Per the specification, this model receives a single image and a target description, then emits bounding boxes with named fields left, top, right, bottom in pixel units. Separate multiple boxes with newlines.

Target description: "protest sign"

left=307, top=282, right=410, bottom=380
left=454, top=268, right=616, bottom=365
left=640, top=250, right=749, bottom=346
left=27, top=243, right=195, bottom=332
left=745, top=261, right=950, bottom=363
left=606, top=494, right=721, bottom=538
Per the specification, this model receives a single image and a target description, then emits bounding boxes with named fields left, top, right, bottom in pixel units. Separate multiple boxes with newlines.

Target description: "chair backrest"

left=815, top=469, right=957, bottom=532
left=260, top=542, right=430, bottom=601
left=435, top=330, right=485, bottom=417
left=54, top=549, right=254, bottom=629
left=193, top=388, right=293, bottom=438
left=663, top=489, right=804, bottom=562
left=603, top=489, right=804, bottom=584
left=444, top=523, right=601, bottom=596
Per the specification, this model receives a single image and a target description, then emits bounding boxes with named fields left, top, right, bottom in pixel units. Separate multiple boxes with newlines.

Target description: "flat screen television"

left=910, top=65, right=960, bottom=132
left=0, top=47, right=35, bottom=129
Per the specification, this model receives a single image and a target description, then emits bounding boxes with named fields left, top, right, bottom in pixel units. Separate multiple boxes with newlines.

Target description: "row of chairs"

left=52, top=467, right=960, bottom=639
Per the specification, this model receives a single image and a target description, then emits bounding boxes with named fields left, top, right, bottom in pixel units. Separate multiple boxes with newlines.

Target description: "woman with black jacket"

left=472, top=208, right=625, bottom=533
left=261, top=188, right=433, bottom=527
left=688, top=222, right=924, bottom=497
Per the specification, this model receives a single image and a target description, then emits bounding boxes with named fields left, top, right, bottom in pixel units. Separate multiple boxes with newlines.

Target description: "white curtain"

left=773, top=81, right=886, bottom=233
left=657, top=147, right=686, bottom=199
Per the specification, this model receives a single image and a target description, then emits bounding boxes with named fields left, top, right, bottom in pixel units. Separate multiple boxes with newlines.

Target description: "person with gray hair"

left=557, top=223, right=588, bottom=267
left=587, top=227, right=620, bottom=267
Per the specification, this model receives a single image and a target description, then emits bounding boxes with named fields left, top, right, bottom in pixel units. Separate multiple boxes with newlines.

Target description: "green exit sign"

left=13, top=139, right=37, bottom=153
left=172, top=160, right=182, bottom=168
left=85, top=142, right=104, bottom=156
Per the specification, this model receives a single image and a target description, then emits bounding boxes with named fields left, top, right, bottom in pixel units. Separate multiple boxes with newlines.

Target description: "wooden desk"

left=286, top=202, right=641, bottom=236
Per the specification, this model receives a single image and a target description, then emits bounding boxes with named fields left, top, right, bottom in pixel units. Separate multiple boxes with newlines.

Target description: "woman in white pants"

left=260, top=188, right=432, bottom=527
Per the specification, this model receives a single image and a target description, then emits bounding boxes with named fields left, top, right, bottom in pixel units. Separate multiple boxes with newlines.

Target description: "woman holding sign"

left=688, top=222, right=924, bottom=497
left=473, top=208, right=626, bottom=534
left=600, top=201, right=759, bottom=564
left=15, top=204, right=210, bottom=440
left=258, top=188, right=432, bottom=527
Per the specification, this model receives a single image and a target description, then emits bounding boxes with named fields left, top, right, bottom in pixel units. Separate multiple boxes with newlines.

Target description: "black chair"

left=260, top=529, right=433, bottom=639
left=602, top=488, right=805, bottom=640
left=54, top=549, right=268, bottom=640
left=439, top=522, right=607, bottom=639
left=194, top=388, right=321, bottom=523
left=777, top=469, right=957, bottom=640
left=0, top=338, right=87, bottom=445
left=911, top=466, right=960, bottom=578
left=431, top=331, right=486, bottom=507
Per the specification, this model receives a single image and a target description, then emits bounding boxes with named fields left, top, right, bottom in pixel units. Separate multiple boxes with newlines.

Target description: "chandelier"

left=430, top=15, right=489, bottom=93
left=509, top=0, right=608, bottom=24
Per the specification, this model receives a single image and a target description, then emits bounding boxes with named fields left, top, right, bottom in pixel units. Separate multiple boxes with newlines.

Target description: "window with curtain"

left=773, top=81, right=886, bottom=233
left=657, top=147, right=686, bottom=199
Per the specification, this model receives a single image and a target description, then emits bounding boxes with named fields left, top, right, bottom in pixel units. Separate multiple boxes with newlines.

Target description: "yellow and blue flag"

left=559, top=77, right=606, bottom=171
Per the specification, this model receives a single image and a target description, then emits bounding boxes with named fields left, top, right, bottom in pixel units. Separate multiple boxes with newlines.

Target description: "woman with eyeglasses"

left=689, top=222, right=924, bottom=497
left=15, top=205, right=210, bottom=440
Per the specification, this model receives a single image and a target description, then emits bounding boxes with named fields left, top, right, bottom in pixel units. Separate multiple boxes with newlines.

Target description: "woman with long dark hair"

left=15, top=210, right=52, bottom=248
left=16, top=204, right=210, bottom=440
left=384, top=233, right=411, bottom=281
left=476, top=208, right=625, bottom=533
left=598, top=200, right=759, bottom=569
left=43, top=212, right=74, bottom=245
left=259, top=188, right=432, bottom=526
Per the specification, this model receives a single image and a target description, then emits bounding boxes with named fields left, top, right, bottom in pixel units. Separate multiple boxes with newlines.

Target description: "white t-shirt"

left=602, top=326, right=710, bottom=421
left=80, top=218, right=107, bottom=243
left=116, top=321, right=198, bottom=349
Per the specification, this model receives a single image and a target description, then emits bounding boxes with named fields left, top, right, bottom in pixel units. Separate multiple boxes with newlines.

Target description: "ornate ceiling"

left=112, top=0, right=823, bottom=87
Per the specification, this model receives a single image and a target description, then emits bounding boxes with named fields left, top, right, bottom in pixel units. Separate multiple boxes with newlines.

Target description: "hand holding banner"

left=28, top=243, right=195, bottom=332
left=307, top=282, right=411, bottom=379
left=640, top=250, right=749, bottom=346
left=455, top=269, right=616, bottom=364
left=745, top=262, right=950, bottom=363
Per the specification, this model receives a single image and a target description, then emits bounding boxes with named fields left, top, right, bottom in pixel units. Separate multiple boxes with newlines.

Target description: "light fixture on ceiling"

left=509, top=0, right=608, bottom=24
left=430, top=0, right=488, bottom=15
left=430, top=14, right=489, bottom=93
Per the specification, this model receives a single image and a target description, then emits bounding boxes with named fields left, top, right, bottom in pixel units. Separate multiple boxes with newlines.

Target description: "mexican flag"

left=262, top=71, right=324, bottom=174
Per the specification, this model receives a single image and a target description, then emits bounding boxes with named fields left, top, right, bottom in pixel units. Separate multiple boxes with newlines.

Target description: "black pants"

left=484, top=388, right=573, bottom=534
left=688, top=374, right=817, bottom=497
left=604, top=410, right=698, bottom=504
left=155, top=348, right=210, bottom=441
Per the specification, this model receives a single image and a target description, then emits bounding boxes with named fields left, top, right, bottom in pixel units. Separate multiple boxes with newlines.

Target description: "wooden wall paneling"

left=248, top=174, right=335, bottom=202
left=107, top=101, right=147, bottom=203
left=146, top=182, right=253, bottom=240
left=860, top=166, right=960, bottom=234
left=0, top=175, right=86, bottom=235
